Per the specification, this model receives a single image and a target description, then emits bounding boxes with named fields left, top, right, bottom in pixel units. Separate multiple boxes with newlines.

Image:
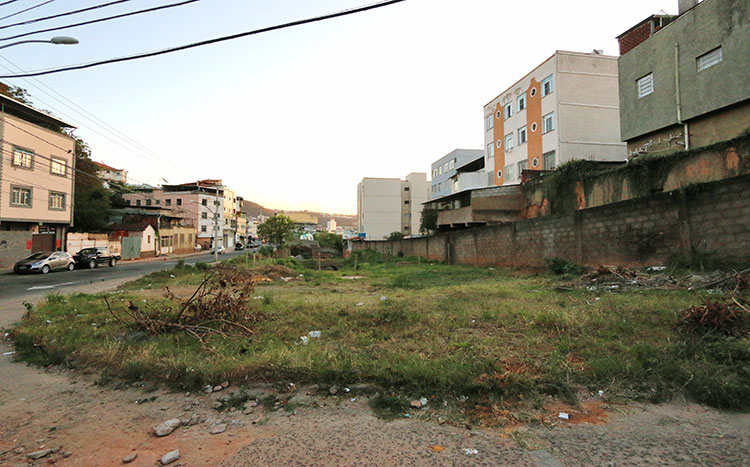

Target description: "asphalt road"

left=0, top=250, right=245, bottom=328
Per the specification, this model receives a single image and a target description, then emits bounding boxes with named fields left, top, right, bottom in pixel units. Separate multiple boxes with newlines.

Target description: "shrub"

left=545, top=257, right=586, bottom=275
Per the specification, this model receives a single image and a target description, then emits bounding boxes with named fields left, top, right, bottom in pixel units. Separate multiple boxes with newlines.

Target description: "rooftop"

left=0, top=92, right=76, bottom=129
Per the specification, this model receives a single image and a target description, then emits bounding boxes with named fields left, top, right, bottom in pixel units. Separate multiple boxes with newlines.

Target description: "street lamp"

left=0, top=36, right=79, bottom=50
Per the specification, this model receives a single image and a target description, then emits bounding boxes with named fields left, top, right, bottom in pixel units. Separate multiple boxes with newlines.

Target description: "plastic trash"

left=380, top=296, right=387, bottom=301
left=300, top=336, right=309, bottom=345
left=308, top=331, right=321, bottom=338
left=3, top=351, right=16, bottom=356
left=419, top=397, right=428, bottom=406
left=253, top=296, right=264, bottom=300
left=344, top=387, right=350, bottom=393
left=558, top=412, right=569, bottom=420
left=461, top=448, right=478, bottom=455
left=598, top=390, right=604, bottom=396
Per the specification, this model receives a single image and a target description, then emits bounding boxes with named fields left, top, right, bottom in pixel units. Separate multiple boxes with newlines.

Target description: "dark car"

left=235, top=242, right=245, bottom=251
left=14, top=251, right=75, bottom=274
left=74, top=246, right=121, bottom=269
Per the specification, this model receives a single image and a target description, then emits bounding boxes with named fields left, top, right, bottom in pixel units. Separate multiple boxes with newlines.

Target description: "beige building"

left=0, top=93, right=76, bottom=266
left=93, top=161, right=127, bottom=184
left=484, top=50, right=626, bottom=186
left=356, top=173, right=428, bottom=240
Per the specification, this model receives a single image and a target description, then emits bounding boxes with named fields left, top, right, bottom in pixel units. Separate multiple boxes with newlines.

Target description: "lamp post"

left=0, top=36, right=79, bottom=50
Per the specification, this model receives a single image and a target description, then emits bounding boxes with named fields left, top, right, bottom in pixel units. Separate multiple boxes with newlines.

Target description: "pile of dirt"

left=250, top=265, right=298, bottom=280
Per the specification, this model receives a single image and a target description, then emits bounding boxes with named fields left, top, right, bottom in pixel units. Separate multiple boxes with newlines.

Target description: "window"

left=517, top=93, right=526, bottom=111
left=444, top=163, right=449, bottom=172
left=697, top=47, right=722, bottom=71
left=531, top=122, right=538, bottom=132
left=201, top=225, right=207, bottom=233
left=486, top=142, right=494, bottom=159
left=543, top=150, right=556, bottom=170
left=404, top=186, right=410, bottom=192
left=214, top=200, right=220, bottom=206
left=637, top=73, right=654, bottom=98
left=48, top=192, right=64, bottom=209
left=404, top=200, right=410, bottom=205
left=496, top=169, right=503, bottom=179
left=202, top=212, right=208, bottom=219
left=11, top=186, right=31, bottom=206
left=496, top=139, right=502, bottom=149
left=127, top=200, right=132, bottom=206
left=433, top=168, right=438, bottom=177
left=504, top=164, right=515, bottom=181
left=541, top=75, right=553, bottom=97
left=50, top=157, right=66, bottom=176
left=504, top=102, right=513, bottom=119
left=12, top=148, right=32, bottom=169
left=449, top=160, right=454, bottom=170
left=530, top=87, right=537, bottom=97
left=486, top=114, right=494, bottom=131
left=176, top=198, right=182, bottom=206
left=518, top=125, right=527, bottom=144
left=146, top=199, right=152, bottom=206
left=505, top=133, right=514, bottom=152
left=166, top=199, right=172, bottom=206
left=439, top=166, right=442, bottom=175
left=179, top=233, right=185, bottom=243
left=136, top=199, right=142, bottom=206
left=202, top=199, right=207, bottom=206
left=517, top=160, right=528, bottom=175
left=542, top=112, right=555, bottom=133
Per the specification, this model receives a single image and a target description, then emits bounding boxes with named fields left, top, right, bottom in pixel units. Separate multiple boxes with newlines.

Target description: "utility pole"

left=213, top=185, right=221, bottom=262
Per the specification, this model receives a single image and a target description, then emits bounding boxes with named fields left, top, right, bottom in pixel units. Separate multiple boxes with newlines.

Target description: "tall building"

left=429, top=149, right=485, bottom=200
left=617, top=0, right=750, bottom=156
left=0, top=93, right=76, bottom=266
left=483, top=50, right=626, bottom=186
left=356, top=172, right=427, bottom=240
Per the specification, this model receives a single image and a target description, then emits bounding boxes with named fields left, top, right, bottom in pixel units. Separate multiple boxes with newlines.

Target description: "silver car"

left=13, top=251, right=75, bottom=274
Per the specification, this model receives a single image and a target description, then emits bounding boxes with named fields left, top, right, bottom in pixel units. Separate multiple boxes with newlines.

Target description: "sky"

left=0, top=0, right=674, bottom=215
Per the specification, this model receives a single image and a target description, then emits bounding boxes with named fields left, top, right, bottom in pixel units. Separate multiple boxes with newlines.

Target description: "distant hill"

left=240, top=200, right=356, bottom=228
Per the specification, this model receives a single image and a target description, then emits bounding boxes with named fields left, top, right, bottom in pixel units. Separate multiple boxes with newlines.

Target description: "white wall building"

left=356, top=172, right=427, bottom=240
left=483, top=50, right=626, bottom=186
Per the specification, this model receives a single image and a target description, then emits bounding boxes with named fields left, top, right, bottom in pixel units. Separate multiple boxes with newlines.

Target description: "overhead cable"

left=0, top=0, right=134, bottom=31
left=0, top=0, right=55, bottom=22
left=0, top=0, right=408, bottom=78
left=0, top=0, right=198, bottom=42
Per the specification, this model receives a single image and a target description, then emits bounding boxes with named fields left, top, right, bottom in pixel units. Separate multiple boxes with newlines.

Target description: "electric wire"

left=0, top=1, right=24, bottom=8
left=0, top=0, right=408, bottom=78
left=0, top=0, right=55, bottom=22
left=0, top=55, right=171, bottom=166
left=0, top=0, right=199, bottom=42
left=0, top=0, right=134, bottom=31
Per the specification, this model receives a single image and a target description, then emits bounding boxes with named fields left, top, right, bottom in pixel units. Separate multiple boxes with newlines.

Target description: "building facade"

left=0, top=94, right=76, bottom=267
left=356, top=172, right=427, bottom=240
left=429, top=149, right=484, bottom=200
left=617, top=0, right=750, bottom=156
left=483, top=50, right=626, bottom=186
left=93, top=161, right=127, bottom=184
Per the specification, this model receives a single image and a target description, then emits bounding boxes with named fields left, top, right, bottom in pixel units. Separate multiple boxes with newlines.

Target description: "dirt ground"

left=1, top=288, right=749, bottom=466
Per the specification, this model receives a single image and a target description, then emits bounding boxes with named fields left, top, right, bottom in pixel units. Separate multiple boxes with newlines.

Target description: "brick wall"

left=354, top=175, right=750, bottom=269
left=618, top=21, right=652, bottom=55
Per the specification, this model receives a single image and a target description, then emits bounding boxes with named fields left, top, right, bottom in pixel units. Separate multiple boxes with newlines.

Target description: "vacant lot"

left=9, top=253, right=749, bottom=421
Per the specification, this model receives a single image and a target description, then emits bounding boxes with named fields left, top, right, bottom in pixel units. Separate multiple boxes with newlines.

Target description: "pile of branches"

left=104, top=263, right=271, bottom=343
left=680, top=298, right=749, bottom=337
left=560, top=265, right=750, bottom=292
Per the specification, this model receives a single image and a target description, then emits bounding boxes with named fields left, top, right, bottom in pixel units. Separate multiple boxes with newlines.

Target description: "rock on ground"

left=160, top=449, right=180, bottom=465
left=121, top=452, right=137, bottom=463
left=153, top=418, right=182, bottom=437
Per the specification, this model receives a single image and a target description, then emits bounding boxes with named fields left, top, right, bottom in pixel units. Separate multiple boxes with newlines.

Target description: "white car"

left=211, top=245, right=226, bottom=255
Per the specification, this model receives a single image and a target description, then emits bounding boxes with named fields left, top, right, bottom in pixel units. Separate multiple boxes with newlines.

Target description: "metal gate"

left=32, top=232, right=55, bottom=252
left=121, top=236, right=141, bottom=260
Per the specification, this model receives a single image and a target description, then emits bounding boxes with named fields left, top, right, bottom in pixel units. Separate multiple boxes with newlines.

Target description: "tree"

left=314, top=231, right=343, bottom=253
left=72, top=136, right=110, bottom=232
left=257, top=215, right=297, bottom=247
left=419, top=208, right=438, bottom=234
left=386, top=231, right=405, bottom=241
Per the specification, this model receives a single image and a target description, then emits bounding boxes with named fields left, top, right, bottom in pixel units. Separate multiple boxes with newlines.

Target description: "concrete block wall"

left=354, top=174, right=750, bottom=268
left=0, top=231, right=33, bottom=268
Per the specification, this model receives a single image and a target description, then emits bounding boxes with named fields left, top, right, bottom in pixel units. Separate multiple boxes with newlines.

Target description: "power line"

left=0, top=55, right=171, bottom=165
left=0, top=0, right=55, bottom=22
left=0, top=0, right=134, bottom=31
left=0, top=0, right=408, bottom=78
left=0, top=1, right=24, bottom=7
left=0, top=0, right=199, bottom=42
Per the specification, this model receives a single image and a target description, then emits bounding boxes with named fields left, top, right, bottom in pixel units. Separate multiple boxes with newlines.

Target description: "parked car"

left=235, top=242, right=245, bottom=251
left=14, top=251, right=75, bottom=274
left=74, top=246, right=121, bottom=268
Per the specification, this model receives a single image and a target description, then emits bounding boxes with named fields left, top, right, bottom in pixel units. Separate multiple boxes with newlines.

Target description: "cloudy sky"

left=0, top=0, right=672, bottom=214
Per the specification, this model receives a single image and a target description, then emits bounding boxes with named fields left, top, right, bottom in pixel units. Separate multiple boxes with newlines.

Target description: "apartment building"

left=483, top=50, right=626, bottom=186
left=0, top=93, right=76, bottom=266
left=123, top=180, right=225, bottom=249
left=429, top=149, right=485, bottom=200
left=617, top=0, right=750, bottom=156
left=93, top=161, right=127, bottom=184
left=356, top=173, right=427, bottom=240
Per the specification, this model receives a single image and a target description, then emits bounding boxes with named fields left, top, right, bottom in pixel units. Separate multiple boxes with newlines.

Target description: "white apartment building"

left=356, top=173, right=427, bottom=240
left=484, top=50, right=626, bottom=186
